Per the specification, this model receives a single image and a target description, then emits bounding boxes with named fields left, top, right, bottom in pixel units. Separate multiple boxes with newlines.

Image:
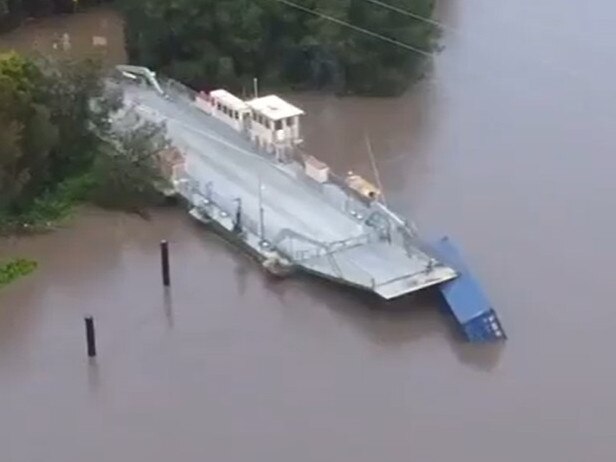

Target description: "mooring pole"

left=233, top=198, right=243, bottom=234
left=85, top=316, right=96, bottom=358
left=160, top=240, right=170, bottom=287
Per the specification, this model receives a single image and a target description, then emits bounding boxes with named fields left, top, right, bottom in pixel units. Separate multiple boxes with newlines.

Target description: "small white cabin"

left=196, top=89, right=250, bottom=132
left=246, top=95, right=304, bottom=159
left=210, top=90, right=251, bottom=132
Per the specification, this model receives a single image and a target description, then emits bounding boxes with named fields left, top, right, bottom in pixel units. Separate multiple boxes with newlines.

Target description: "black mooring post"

left=233, top=199, right=243, bottom=234
left=160, top=240, right=170, bottom=287
left=85, top=316, right=96, bottom=358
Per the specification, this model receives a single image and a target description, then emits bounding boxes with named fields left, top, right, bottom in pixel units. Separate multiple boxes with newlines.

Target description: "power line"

left=361, top=0, right=447, bottom=30
left=274, top=0, right=602, bottom=89
left=360, top=0, right=593, bottom=86
left=271, top=0, right=600, bottom=101
left=272, top=0, right=433, bottom=57
left=366, top=0, right=605, bottom=52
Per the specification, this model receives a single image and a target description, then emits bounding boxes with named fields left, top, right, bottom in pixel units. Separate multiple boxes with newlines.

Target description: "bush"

left=0, top=171, right=95, bottom=234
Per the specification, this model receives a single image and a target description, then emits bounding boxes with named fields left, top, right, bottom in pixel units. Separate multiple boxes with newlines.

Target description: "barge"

left=108, top=65, right=506, bottom=342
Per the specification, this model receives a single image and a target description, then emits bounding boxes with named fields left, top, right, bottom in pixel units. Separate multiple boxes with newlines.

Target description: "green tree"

left=0, top=119, right=27, bottom=210
left=120, top=0, right=438, bottom=96
left=0, top=52, right=59, bottom=211
left=0, top=51, right=158, bottom=228
left=38, top=56, right=120, bottom=182
left=0, top=50, right=174, bottom=233
left=90, top=121, right=168, bottom=211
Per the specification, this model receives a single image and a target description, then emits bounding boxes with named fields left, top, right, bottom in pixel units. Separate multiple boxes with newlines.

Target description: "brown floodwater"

left=1, top=2, right=616, bottom=461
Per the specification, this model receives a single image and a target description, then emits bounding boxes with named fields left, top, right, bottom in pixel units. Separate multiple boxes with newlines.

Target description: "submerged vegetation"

left=0, top=258, right=37, bottom=288
left=0, top=51, right=166, bottom=234
left=0, top=173, right=94, bottom=233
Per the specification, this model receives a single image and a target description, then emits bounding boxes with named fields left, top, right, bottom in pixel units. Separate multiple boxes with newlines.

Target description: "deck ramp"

left=431, top=236, right=507, bottom=342
left=300, top=241, right=457, bottom=299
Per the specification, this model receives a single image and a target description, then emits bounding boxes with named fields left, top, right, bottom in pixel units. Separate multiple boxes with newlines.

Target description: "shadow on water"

left=233, top=254, right=250, bottom=297
left=266, top=272, right=504, bottom=372
left=163, top=287, right=174, bottom=329
left=86, top=357, right=102, bottom=394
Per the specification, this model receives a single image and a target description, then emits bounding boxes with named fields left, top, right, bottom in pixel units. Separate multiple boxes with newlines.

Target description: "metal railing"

left=175, top=174, right=261, bottom=238
left=273, top=230, right=380, bottom=288
left=278, top=231, right=380, bottom=263
left=179, top=176, right=381, bottom=288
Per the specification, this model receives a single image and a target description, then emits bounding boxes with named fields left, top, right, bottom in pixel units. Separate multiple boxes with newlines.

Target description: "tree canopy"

left=0, top=52, right=165, bottom=231
left=0, top=52, right=58, bottom=211
left=0, top=52, right=122, bottom=209
left=2, top=0, right=439, bottom=95
left=119, top=0, right=438, bottom=96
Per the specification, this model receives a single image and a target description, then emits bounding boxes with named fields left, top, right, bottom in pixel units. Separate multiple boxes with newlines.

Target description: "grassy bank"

left=0, top=173, right=94, bottom=235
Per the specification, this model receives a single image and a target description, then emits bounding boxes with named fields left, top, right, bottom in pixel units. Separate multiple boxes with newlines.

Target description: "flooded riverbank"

left=0, top=7, right=126, bottom=64
left=2, top=2, right=616, bottom=461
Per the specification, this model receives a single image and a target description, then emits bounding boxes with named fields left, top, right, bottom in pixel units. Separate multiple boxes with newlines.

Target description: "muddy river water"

left=1, top=2, right=616, bottom=461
